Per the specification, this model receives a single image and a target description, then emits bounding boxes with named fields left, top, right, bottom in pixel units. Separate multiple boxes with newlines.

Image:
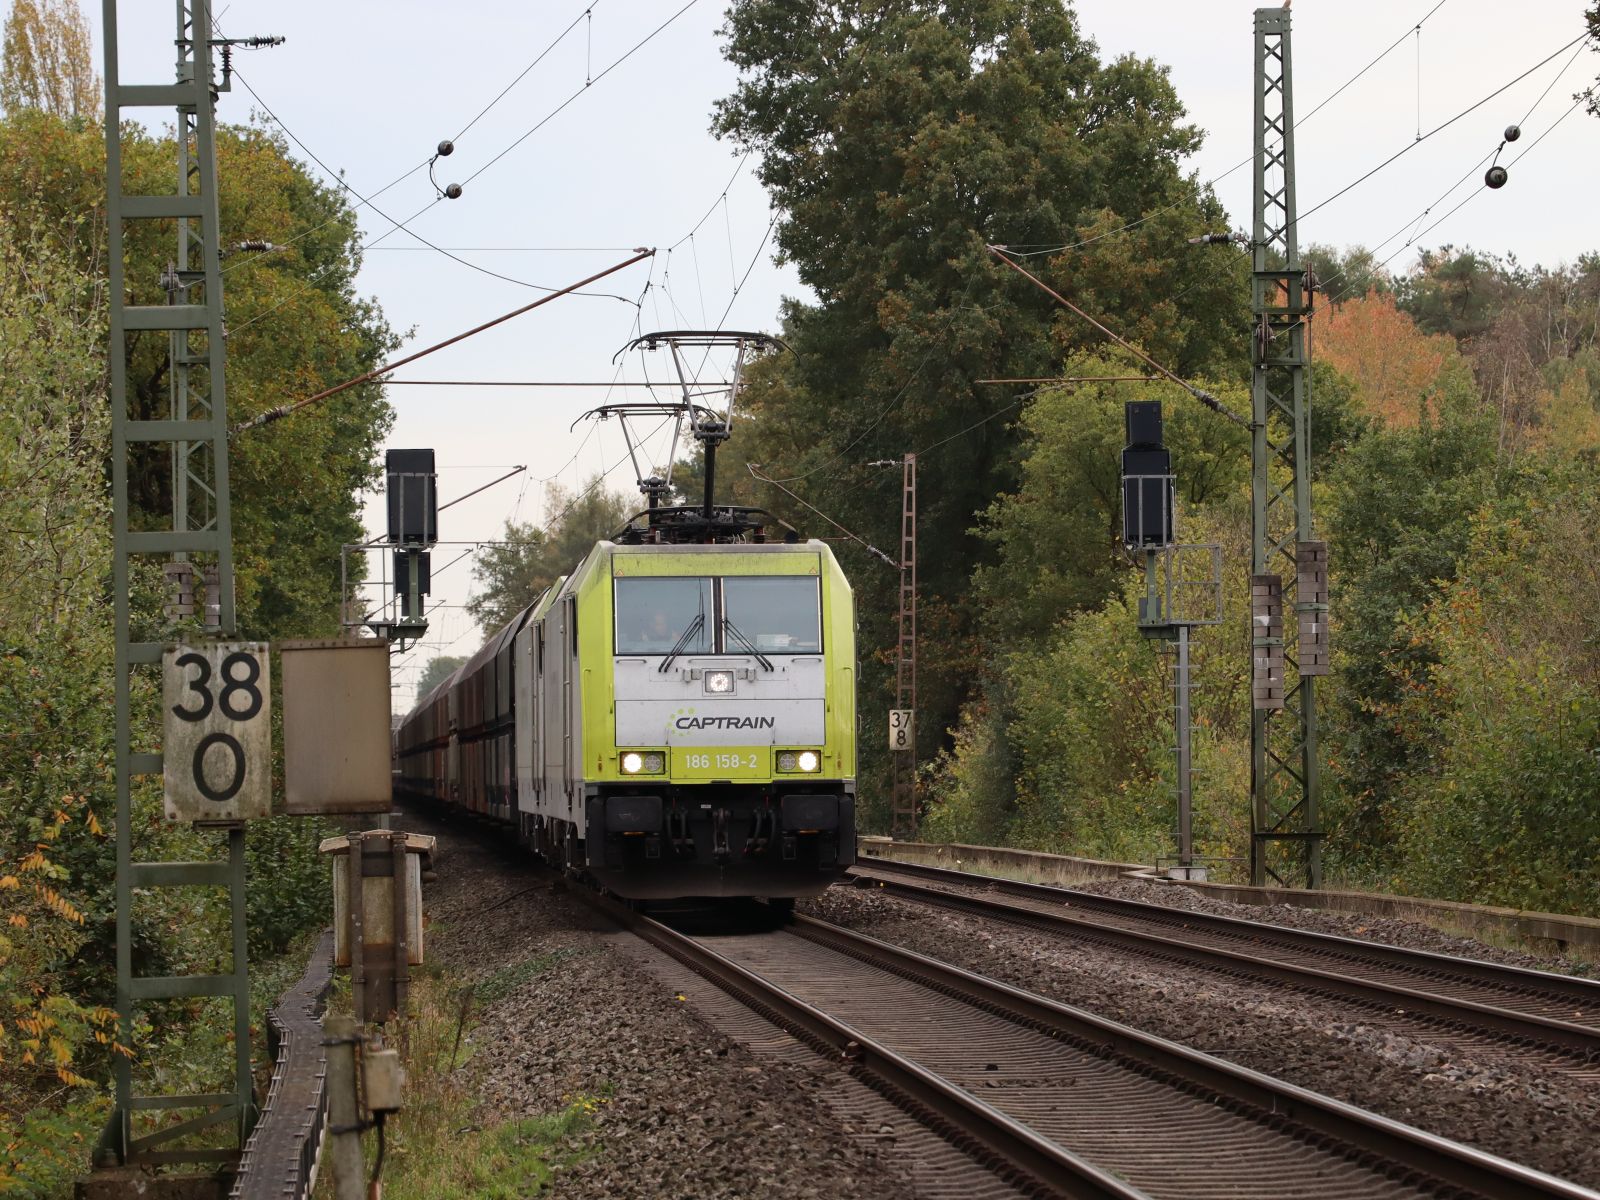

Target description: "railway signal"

left=1122, top=401, right=1221, bottom=880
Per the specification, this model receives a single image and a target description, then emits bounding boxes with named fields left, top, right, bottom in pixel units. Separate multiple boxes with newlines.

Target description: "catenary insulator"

left=444, top=183, right=463, bottom=200
left=436, top=140, right=455, bottom=157
left=1484, top=165, right=1509, bottom=189
left=1503, top=124, right=1521, bottom=143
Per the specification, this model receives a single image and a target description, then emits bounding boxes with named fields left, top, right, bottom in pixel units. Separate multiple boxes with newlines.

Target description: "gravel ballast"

left=802, top=882, right=1600, bottom=1189
left=403, top=805, right=1600, bottom=1194
left=1076, top=875, right=1595, bottom=974
left=405, top=809, right=928, bottom=1200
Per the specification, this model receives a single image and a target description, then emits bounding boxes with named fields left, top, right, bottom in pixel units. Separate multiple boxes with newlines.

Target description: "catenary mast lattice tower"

left=1249, top=6, right=1326, bottom=888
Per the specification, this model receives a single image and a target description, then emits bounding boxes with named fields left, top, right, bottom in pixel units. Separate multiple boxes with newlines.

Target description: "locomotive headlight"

left=704, top=669, right=735, bottom=695
left=621, top=751, right=664, bottom=775
left=777, top=750, right=822, bottom=773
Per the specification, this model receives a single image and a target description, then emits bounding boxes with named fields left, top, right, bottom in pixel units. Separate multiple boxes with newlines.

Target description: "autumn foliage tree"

left=0, top=0, right=98, bottom=120
left=1315, top=290, right=1462, bottom=428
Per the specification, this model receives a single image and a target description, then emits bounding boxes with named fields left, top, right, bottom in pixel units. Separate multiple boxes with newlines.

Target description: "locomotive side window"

left=721, top=577, right=822, bottom=653
left=615, top=577, right=713, bottom=655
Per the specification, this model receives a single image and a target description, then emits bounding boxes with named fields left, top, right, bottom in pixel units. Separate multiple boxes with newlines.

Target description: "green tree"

left=416, top=655, right=466, bottom=698
left=0, top=0, right=98, bottom=121
left=0, top=216, right=117, bottom=1198
left=714, top=0, right=1248, bottom=806
left=1395, top=245, right=1518, bottom=344
left=0, top=110, right=398, bottom=640
left=1318, top=380, right=1522, bottom=864
left=973, top=359, right=1249, bottom=651
left=468, top=479, right=632, bottom=633
left=1384, top=487, right=1600, bottom=913
left=0, top=101, right=398, bottom=1182
left=1303, top=242, right=1391, bottom=300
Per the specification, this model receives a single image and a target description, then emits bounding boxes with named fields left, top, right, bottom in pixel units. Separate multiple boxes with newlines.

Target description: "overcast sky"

left=80, top=1, right=1600, bottom=702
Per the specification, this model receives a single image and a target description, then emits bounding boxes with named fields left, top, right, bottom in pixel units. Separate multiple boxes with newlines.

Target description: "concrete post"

left=324, top=1014, right=365, bottom=1200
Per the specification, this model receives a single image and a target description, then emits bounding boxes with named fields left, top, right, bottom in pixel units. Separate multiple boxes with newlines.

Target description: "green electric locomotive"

left=396, top=533, right=858, bottom=898
left=394, top=331, right=859, bottom=898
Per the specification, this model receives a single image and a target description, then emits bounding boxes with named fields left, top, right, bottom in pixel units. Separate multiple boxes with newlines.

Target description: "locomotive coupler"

left=668, top=805, right=693, bottom=857
left=712, top=806, right=731, bottom=862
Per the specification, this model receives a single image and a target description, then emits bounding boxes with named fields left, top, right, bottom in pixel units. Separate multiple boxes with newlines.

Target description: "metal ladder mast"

left=1249, top=7, right=1322, bottom=888
left=890, top=453, right=918, bottom=837
left=101, top=0, right=254, bottom=1167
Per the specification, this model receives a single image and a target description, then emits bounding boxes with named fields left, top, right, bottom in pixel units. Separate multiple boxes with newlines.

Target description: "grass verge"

left=315, top=964, right=595, bottom=1199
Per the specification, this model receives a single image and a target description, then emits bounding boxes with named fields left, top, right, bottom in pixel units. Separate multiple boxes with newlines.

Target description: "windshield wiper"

left=722, top=618, right=773, bottom=671
left=657, top=612, right=705, bottom=673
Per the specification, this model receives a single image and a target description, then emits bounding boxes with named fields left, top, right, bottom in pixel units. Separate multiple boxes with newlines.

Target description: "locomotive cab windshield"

left=614, top=575, right=820, bottom=656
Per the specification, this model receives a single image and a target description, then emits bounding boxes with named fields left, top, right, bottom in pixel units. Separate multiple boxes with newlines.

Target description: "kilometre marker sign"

left=163, top=642, right=271, bottom=822
left=889, top=708, right=913, bottom=752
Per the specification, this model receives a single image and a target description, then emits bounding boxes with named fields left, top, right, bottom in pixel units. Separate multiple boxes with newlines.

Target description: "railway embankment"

left=805, top=870, right=1600, bottom=1187
left=391, top=807, right=917, bottom=1200
left=372, top=807, right=1600, bottom=1196
left=863, top=838, right=1600, bottom=958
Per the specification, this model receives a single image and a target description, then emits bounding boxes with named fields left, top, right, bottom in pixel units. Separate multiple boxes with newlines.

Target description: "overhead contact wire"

left=988, top=246, right=1250, bottom=429
left=1294, top=32, right=1590, bottom=230
left=233, top=248, right=654, bottom=435
left=232, top=68, right=635, bottom=301
left=462, top=0, right=702, bottom=187
left=998, top=0, right=1454, bottom=259
left=451, top=2, right=599, bottom=142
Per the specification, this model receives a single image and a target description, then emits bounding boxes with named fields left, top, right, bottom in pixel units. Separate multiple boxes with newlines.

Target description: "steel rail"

left=784, top=914, right=1598, bottom=1200
left=407, top=808, right=1597, bottom=1200
left=853, top=858, right=1600, bottom=1019
left=847, top=864, right=1600, bottom=1063
left=580, top=878, right=1596, bottom=1200
left=589, top=891, right=1146, bottom=1199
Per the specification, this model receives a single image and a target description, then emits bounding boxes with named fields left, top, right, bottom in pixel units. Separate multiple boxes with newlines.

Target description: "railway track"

left=586, top=888, right=1598, bottom=1200
left=847, top=859, right=1600, bottom=1076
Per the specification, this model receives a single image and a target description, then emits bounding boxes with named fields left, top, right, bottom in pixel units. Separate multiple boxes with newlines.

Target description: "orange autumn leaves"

left=1315, top=291, right=1457, bottom=429
left=1315, top=288, right=1600, bottom=459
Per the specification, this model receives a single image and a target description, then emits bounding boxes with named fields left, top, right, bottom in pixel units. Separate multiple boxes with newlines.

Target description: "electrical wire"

left=450, top=2, right=599, bottom=142
left=908, top=388, right=1042, bottom=458
left=1265, top=81, right=1596, bottom=354
left=230, top=66, right=638, bottom=303
left=905, top=375, right=1178, bottom=461
left=708, top=216, right=776, bottom=333
left=228, top=196, right=437, bottom=335
left=747, top=464, right=896, bottom=567
left=220, top=160, right=430, bottom=277
left=1305, top=0, right=1450, bottom=131
left=1284, top=40, right=1593, bottom=313
left=1293, top=32, right=1589, bottom=231
left=1515, top=36, right=1592, bottom=126
left=757, top=355, right=933, bottom=484
left=668, top=152, right=753, bottom=252
left=233, top=249, right=654, bottom=434
left=461, top=0, right=702, bottom=187
left=1373, top=88, right=1594, bottom=275
left=365, top=245, right=642, bottom=253
left=989, top=246, right=1250, bottom=429
left=998, top=0, right=1455, bottom=259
